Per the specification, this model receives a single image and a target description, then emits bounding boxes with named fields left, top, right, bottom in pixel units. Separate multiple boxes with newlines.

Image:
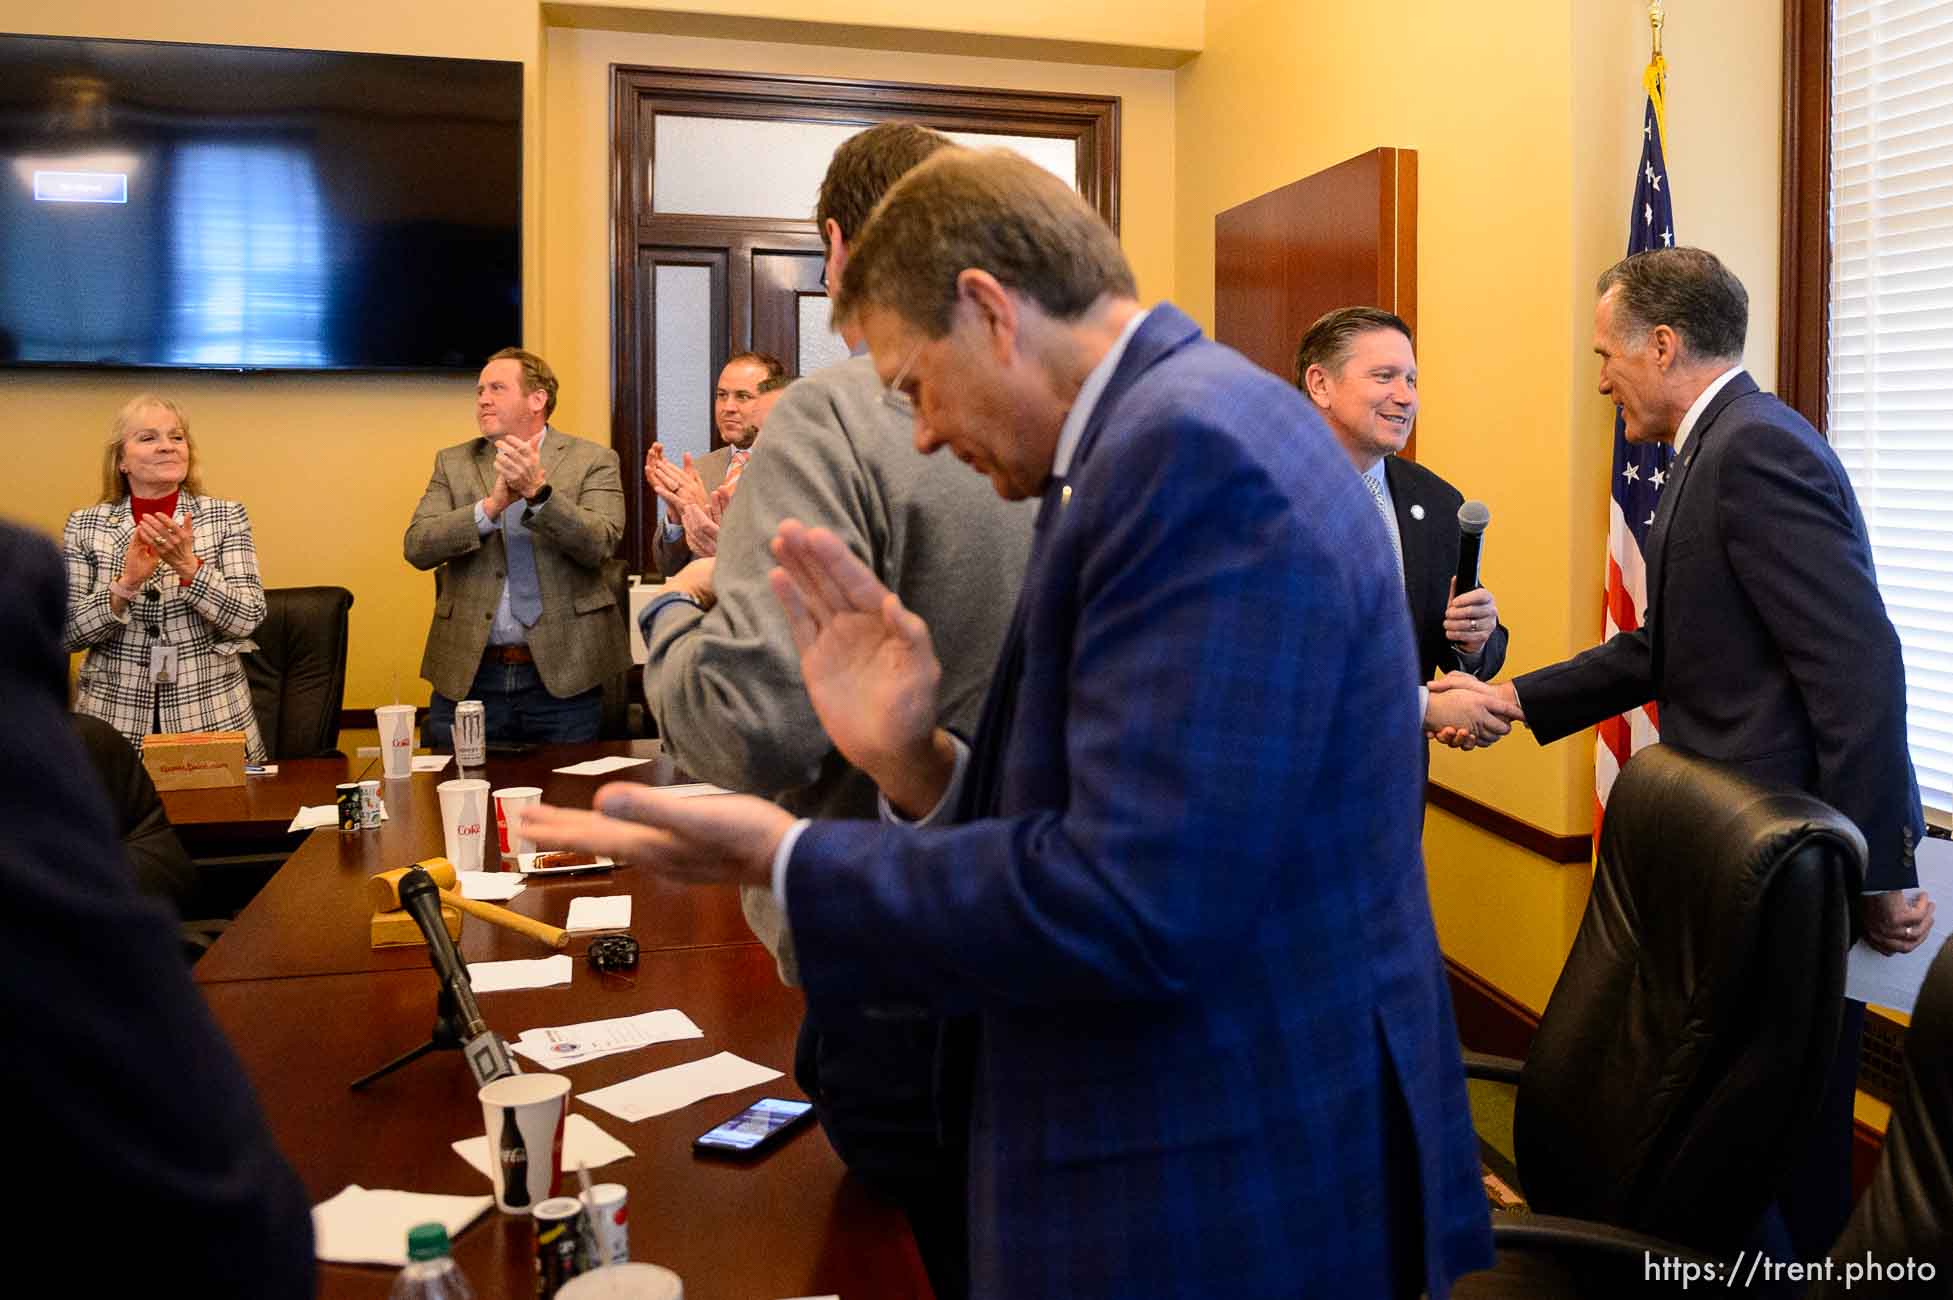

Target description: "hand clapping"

left=136, top=510, right=198, bottom=580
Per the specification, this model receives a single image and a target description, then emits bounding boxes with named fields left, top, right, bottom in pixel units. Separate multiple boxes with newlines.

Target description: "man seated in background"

left=405, top=347, right=629, bottom=749
left=635, top=124, right=1036, bottom=1300
left=668, top=374, right=794, bottom=562
left=3, top=520, right=313, bottom=1294
left=72, top=713, right=197, bottom=918
left=647, top=352, right=785, bottom=576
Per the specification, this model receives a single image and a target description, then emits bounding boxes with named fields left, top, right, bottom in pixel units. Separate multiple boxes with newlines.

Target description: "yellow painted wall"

left=551, top=0, right=1202, bottom=59
left=5, top=0, right=1171, bottom=714
left=541, top=25, right=1176, bottom=445
left=1174, top=0, right=1782, bottom=1012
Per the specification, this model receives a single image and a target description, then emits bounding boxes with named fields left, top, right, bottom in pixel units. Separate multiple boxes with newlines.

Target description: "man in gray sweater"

left=638, top=123, right=1033, bottom=1300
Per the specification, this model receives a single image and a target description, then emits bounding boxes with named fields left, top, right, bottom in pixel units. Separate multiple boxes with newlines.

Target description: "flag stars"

left=1645, top=162, right=1656, bottom=185
left=1622, top=463, right=1641, bottom=483
left=1652, top=468, right=1667, bottom=488
left=1645, top=202, right=1655, bottom=226
left=1646, top=512, right=1657, bottom=527
left=1661, top=228, right=1675, bottom=247
left=1651, top=172, right=1663, bottom=192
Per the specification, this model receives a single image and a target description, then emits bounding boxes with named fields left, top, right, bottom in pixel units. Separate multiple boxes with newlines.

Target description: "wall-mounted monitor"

left=0, top=35, right=522, bottom=373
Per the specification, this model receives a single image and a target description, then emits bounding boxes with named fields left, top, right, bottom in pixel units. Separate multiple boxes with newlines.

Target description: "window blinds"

left=1829, top=0, right=1953, bottom=819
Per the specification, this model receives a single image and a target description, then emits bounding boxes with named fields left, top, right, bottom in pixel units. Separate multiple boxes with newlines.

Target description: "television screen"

left=0, top=35, right=521, bottom=372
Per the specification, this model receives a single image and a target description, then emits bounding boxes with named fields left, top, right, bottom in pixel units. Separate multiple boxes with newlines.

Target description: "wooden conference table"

left=188, top=742, right=932, bottom=1299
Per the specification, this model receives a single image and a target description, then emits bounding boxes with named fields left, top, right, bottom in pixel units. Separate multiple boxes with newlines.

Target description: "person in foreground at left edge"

left=64, top=394, right=269, bottom=762
left=524, top=147, right=1493, bottom=1299
left=406, top=347, right=628, bottom=749
left=7, top=520, right=314, bottom=1295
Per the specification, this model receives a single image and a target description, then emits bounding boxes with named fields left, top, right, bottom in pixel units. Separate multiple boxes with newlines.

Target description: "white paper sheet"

left=287, top=802, right=388, bottom=834
left=579, top=1051, right=783, bottom=1123
left=413, top=754, right=454, bottom=772
left=311, top=1184, right=494, bottom=1266
left=456, top=870, right=528, bottom=902
left=511, top=1009, right=704, bottom=1069
left=553, top=755, right=655, bottom=776
left=467, top=953, right=575, bottom=994
left=451, top=1112, right=634, bottom=1181
left=1847, top=836, right=1953, bottom=1014
left=659, top=782, right=733, bottom=798
left=566, top=895, right=632, bottom=933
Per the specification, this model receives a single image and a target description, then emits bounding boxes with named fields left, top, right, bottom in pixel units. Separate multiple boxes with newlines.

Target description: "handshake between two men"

left=1424, top=672, right=1527, bottom=751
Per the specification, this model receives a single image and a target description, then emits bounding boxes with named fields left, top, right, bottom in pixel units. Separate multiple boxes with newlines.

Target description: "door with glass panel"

left=610, top=67, right=1119, bottom=572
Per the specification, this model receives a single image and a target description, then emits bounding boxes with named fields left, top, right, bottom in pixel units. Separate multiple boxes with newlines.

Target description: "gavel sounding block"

left=371, top=903, right=463, bottom=948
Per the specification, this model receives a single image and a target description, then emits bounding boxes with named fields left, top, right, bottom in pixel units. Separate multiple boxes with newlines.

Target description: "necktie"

left=502, top=499, right=543, bottom=628
left=1363, top=471, right=1404, bottom=578
left=720, top=448, right=751, bottom=500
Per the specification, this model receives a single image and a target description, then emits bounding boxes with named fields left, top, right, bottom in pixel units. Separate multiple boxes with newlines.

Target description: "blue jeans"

left=425, top=657, right=601, bottom=750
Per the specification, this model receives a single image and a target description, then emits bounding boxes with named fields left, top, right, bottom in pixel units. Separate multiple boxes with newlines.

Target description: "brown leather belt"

left=485, top=643, right=534, bottom=665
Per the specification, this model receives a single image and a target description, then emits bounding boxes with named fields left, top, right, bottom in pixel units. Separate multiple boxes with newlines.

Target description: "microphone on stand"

left=399, top=865, right=516, bottom=1086
left=1454, top=501, right=1491, bottom=595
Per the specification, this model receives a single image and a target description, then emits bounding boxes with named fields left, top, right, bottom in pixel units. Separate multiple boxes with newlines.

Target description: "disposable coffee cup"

left=437, top=778, right=492, bottom=872
left=375, top=704, right=416, bottom=779
left=478, top=1073, right=571, bottom=1213
left=555, top=1263, right=683, bottom=1300
left=494, top=786, right=544, bottom=859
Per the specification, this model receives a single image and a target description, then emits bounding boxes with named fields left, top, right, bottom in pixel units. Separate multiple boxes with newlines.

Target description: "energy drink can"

left=454, top=699, right=487, bottom=769
left=359, top=779, right=383, bottom=829
left=533, top=1196, right=585, bottom=1298
left=335, top=782, right=361, bottom=832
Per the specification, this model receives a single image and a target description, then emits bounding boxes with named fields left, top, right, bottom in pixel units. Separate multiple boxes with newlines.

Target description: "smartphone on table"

left=692, top=1096, right=815, bottom=1158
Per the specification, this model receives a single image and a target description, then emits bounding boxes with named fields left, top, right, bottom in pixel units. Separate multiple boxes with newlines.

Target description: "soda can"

left=335, top=783, right=361, bottom=832
left=454, top=699, right=487, bottom=769
left=579, top=1182, right=629, bottom=1266
left=532, top=1196, right=585, bottom=1298
left=358, top=779, right=383, bottom=830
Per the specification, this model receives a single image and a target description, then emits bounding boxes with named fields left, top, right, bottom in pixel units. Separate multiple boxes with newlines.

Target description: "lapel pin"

left=1410, top=504, right=1425, bottom=521
left=1060, top=484, right=1073, bottom=509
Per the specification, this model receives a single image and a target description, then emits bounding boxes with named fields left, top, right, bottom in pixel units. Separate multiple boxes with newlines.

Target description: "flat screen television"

left=0, top=35, right=521, bottom=372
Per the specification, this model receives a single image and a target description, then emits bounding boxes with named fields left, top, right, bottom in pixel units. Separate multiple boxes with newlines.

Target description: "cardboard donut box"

left=140, top=731, right=247, bottom=791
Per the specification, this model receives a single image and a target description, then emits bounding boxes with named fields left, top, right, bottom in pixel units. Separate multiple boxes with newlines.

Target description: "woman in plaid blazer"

left=62, top=396, right=268, bottom=763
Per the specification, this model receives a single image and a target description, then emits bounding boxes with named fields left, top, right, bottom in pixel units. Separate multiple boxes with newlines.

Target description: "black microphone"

left=1454, top=500, right=1491, bottom=595
left=399, top=865, right=516, bottom=1085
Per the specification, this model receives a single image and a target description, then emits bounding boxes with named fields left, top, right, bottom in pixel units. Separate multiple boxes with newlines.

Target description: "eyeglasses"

left=881, top=340, right=923, bottom=417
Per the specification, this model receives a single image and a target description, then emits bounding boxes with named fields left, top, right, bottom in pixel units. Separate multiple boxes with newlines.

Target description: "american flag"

left=1594, top=53, right=1677, bottom=833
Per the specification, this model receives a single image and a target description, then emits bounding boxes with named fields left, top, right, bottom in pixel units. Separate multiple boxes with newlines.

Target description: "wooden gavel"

left=368, top=858, right=569, bottom=950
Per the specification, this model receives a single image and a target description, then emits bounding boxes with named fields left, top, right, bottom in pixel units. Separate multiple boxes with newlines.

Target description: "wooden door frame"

left=609, top=65, right=1120, bottom=571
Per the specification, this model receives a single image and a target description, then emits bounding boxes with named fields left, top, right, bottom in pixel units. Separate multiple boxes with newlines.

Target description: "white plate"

left=515, top=851, right=617, bottom=876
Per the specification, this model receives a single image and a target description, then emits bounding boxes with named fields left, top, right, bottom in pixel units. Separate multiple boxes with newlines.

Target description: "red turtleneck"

left=130, top=490, right=181, bottom=523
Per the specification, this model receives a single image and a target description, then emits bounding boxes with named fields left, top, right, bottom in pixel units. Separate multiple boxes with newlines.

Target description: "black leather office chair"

left=1455, top=743, right=1863, bottom=1294
left=244, top=585, right=353, bottom=759
left=598, top=558, right=641, bottom=740
left=1813, top=937, right=1953, bottom=1296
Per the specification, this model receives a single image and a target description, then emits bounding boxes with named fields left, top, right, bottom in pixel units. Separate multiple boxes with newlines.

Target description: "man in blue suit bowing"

left=523, top=148, right=1493, bottom=1298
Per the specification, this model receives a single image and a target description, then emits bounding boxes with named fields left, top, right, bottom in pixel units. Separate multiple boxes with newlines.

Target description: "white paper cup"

left=437, top=778, right=492, bottom=872
left=556, top=1263, right=683, bottom=1300
left=478, top=1073, right=571, bottom=1213
left=494, top=786, right=544, bottom=859
left=375, top=704, right=416, bottom=779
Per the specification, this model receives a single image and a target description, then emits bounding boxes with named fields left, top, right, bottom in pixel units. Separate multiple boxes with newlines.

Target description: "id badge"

left=150, top=641, right=178, bottom=685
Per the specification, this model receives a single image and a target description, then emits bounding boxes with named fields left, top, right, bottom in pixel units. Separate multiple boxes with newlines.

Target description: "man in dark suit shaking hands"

left=1467, top=246, right=1934, bottom=1259
left=1298, top=308, right=1515, bottom=743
